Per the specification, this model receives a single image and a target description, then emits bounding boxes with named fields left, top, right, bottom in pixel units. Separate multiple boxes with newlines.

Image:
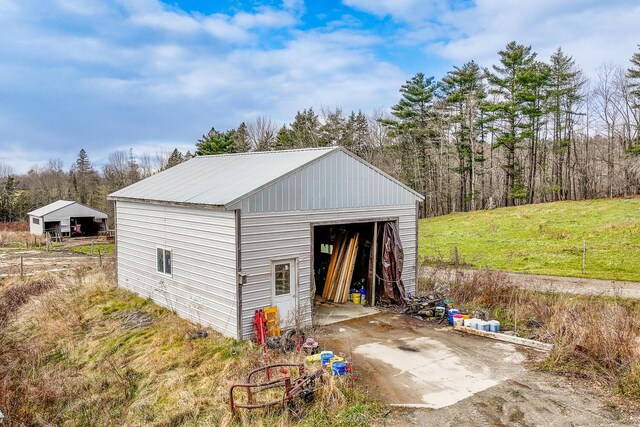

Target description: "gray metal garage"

left=28, top=200, right=108, bottom=237
left=108, top=147, right=423, bottom=339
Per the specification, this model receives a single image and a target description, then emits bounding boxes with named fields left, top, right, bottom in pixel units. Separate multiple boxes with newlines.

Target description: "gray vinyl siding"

left=116, top=201, right=238, bottom=338
left=228, top=150, right=420, bottom=213
left=240, top=204, right=417, bottom=338
left=29, top=216, right=44, bottom=235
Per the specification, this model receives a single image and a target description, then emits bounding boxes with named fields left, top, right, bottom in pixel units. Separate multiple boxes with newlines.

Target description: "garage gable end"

left=226, top=148, right=423, bottom=213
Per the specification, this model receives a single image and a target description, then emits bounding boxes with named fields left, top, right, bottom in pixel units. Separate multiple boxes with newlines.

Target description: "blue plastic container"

left=448, top=309, right=460, bottom=325
left=332, top=361, right=347, bottom=376
left=320, top=351, right=334, bottom=366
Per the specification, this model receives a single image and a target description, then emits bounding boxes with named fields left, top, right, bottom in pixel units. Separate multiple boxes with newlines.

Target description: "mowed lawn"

left=418, top=198, right=640, bottom=282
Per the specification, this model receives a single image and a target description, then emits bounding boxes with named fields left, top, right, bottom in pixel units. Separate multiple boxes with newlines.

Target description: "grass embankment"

left=420, top=269, right=640, bottom=399
left=419, top=198, right=640, bottom=282
left=68, top=243, right=115, bottom=256
left=0, top=269, right=380, bottom=426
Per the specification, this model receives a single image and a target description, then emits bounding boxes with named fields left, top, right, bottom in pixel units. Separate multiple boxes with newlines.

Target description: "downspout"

left=235, top=209, right=243, bottom=340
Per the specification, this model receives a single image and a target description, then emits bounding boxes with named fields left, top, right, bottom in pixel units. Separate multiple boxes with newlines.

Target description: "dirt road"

left=323, top=312, right=635, bottom=426
left=422, top=267, right=640, bottom=298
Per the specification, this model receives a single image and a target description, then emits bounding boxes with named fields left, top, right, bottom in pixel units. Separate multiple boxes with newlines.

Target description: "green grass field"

left=68, top=243, right=115, bottom=256
left=418, top=198, right=640, bottom=282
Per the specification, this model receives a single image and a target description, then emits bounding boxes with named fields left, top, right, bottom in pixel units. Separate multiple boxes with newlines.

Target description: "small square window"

left=274, top=263, right=290, bottom=296
left=157, top=247, right=172, bottom=275
left=32, top=217, right=40, bottom=225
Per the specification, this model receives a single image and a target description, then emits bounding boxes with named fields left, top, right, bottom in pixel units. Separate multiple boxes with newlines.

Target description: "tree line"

left=1, top=41, right=639, bottom=221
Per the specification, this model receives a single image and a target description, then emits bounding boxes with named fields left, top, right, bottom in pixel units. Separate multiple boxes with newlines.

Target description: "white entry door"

left=271, top=259, right=297, bottom=329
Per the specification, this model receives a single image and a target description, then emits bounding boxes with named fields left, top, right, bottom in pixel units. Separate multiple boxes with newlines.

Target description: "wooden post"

left=91, top=240, right=94, bottom=255
left=371, top=222, right=378, bottom=306
left=99, top=248, right=102, bottom=267
left=20, top=256, right=24, bottom=277
left=582, top=239, right=587, bottom=274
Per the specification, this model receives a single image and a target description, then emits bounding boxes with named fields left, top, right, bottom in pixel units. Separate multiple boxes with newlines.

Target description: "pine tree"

left=547, top=48, right=584, bottom=200
left=382, top=72, right=439, bottom=213
left=319, top=108, right=345, bottom=147
left=627, top=45, right=640, bottom=152
left=485, top=42, right=537, bottom=206
left=71, top=149, right=99, bottom=205
left=234, top=122, right=251, bottom=152
left=442, top=61, right=486, bottom=211
left=0, top=175, right=19, bottom=221
left=166, top=149, right=184, bottom=169
left=274, top=125, right=295, bottom=150
left=196, top=128, right=236, bottom=155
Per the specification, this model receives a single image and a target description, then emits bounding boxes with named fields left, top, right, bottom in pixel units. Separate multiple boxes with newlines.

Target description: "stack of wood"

left=322, top=232, right=360, bottom=303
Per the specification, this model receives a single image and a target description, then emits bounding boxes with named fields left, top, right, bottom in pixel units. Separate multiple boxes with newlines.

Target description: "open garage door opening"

left=312, top=220, right=406, bottom=325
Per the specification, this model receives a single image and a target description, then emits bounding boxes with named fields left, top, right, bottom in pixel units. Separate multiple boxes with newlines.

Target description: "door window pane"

left=157, top=248, right=164, bottom=273
left=274, top=263, right=290, bottom=296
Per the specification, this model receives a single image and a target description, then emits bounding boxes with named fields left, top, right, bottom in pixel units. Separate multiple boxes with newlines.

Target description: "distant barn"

left=108, top=147, right=423, bottom=339
left=28, top=200, right=108, bottom=237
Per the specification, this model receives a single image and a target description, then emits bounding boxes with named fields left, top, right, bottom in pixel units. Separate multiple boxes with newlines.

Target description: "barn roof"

left=108, top=147, right=423, bottom=208
left=27, top=200, right=76, bottom=217
left=28, top=200, right=108, bottom=219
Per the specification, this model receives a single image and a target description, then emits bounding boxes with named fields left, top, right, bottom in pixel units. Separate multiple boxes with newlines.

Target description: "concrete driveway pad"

left=324, top=312, right=529, bottom=408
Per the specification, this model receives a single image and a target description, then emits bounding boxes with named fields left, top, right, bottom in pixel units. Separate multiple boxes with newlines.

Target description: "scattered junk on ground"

left=229, top=363, right=324, bottom=416
left=230, top=304, right=355, bottom=416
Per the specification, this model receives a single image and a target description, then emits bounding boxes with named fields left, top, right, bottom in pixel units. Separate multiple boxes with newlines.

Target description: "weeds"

left=421, top=266, right=640, bottom=398
left=0, top=269, right=381, bottom=426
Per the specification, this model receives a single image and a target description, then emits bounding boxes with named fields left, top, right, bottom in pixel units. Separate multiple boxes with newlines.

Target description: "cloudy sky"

left=1, top=0, right=639, bottom=173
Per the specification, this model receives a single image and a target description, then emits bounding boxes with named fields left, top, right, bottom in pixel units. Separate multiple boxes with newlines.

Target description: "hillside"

left=418, top=198, right=640, bottom=282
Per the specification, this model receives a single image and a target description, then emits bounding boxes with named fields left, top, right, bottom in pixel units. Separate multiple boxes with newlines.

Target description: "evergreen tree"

left=0, top=175, right=19, bottom=221
left=275, top=125, right=295, bottom=150
left=382, top=72, right=439, bottom=207
left=546, top=48, right=584, bottom=199
left=289, top=108, right=321, bottom=148
left=485, top=42, right=537, bottom=206
left=344, top=111, right=369, bottom=156
left=70, top=148, right=99, bottom=206
left=441, top=61, right=486, bottom=210
left=627, top=45, right=640, bottom=152
left=319, top=108, right=345, bottom=147
left=196, top=128, right=236, bottom=155
left=234, top=122, right=251, bottom=152
left=166, top=149, right=184, bottom=169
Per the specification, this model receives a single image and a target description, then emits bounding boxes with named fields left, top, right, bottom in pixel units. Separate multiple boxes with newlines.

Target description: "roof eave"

left=108, top=195, right=226, bottom=210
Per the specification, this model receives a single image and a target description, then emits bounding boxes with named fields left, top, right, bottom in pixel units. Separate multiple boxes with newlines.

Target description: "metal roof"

left=28, top=200, right=108, bottom=219
left=108, top=147, right=423, bottom=208
left=27, top=200, right=75, bottom=217
left=109, top=148, right=337, bottom=206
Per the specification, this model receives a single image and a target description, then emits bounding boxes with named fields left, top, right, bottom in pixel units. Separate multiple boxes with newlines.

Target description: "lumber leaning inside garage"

left=107, top=147, right=424, bottom=339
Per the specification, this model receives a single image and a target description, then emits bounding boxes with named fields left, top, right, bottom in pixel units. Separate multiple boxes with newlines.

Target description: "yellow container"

left=463, top=313, right=472, bottom=320
left=352, top=292, right=361, bottom=304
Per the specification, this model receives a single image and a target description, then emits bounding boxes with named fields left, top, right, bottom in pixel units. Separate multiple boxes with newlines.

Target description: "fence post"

left=91, top=240, right=94, bottom=255
left=20, top=256, right=24, bottom=277
left=99, top=248, right=102, bottom=267
left=582, top=240, right=587, bottom=274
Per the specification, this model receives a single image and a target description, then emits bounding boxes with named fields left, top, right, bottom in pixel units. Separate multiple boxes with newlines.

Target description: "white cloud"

left=429, top=0, right=640, bottom=77
left=343, top=0, right=442, bottom=22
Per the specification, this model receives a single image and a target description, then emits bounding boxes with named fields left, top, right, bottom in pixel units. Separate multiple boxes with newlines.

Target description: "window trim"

left=32, top=217, right=40, bottom=225
left=156, top=246, right=173, bottom=277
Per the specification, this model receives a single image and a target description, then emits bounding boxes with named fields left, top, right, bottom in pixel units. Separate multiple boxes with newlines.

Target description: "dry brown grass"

left=0, top=229, right=44, bottom=248
left=0, top=268, right=380, bottom=426
left=426, top=268, right=640, bottom=397
left=0, top=221, right=28, bottom=232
